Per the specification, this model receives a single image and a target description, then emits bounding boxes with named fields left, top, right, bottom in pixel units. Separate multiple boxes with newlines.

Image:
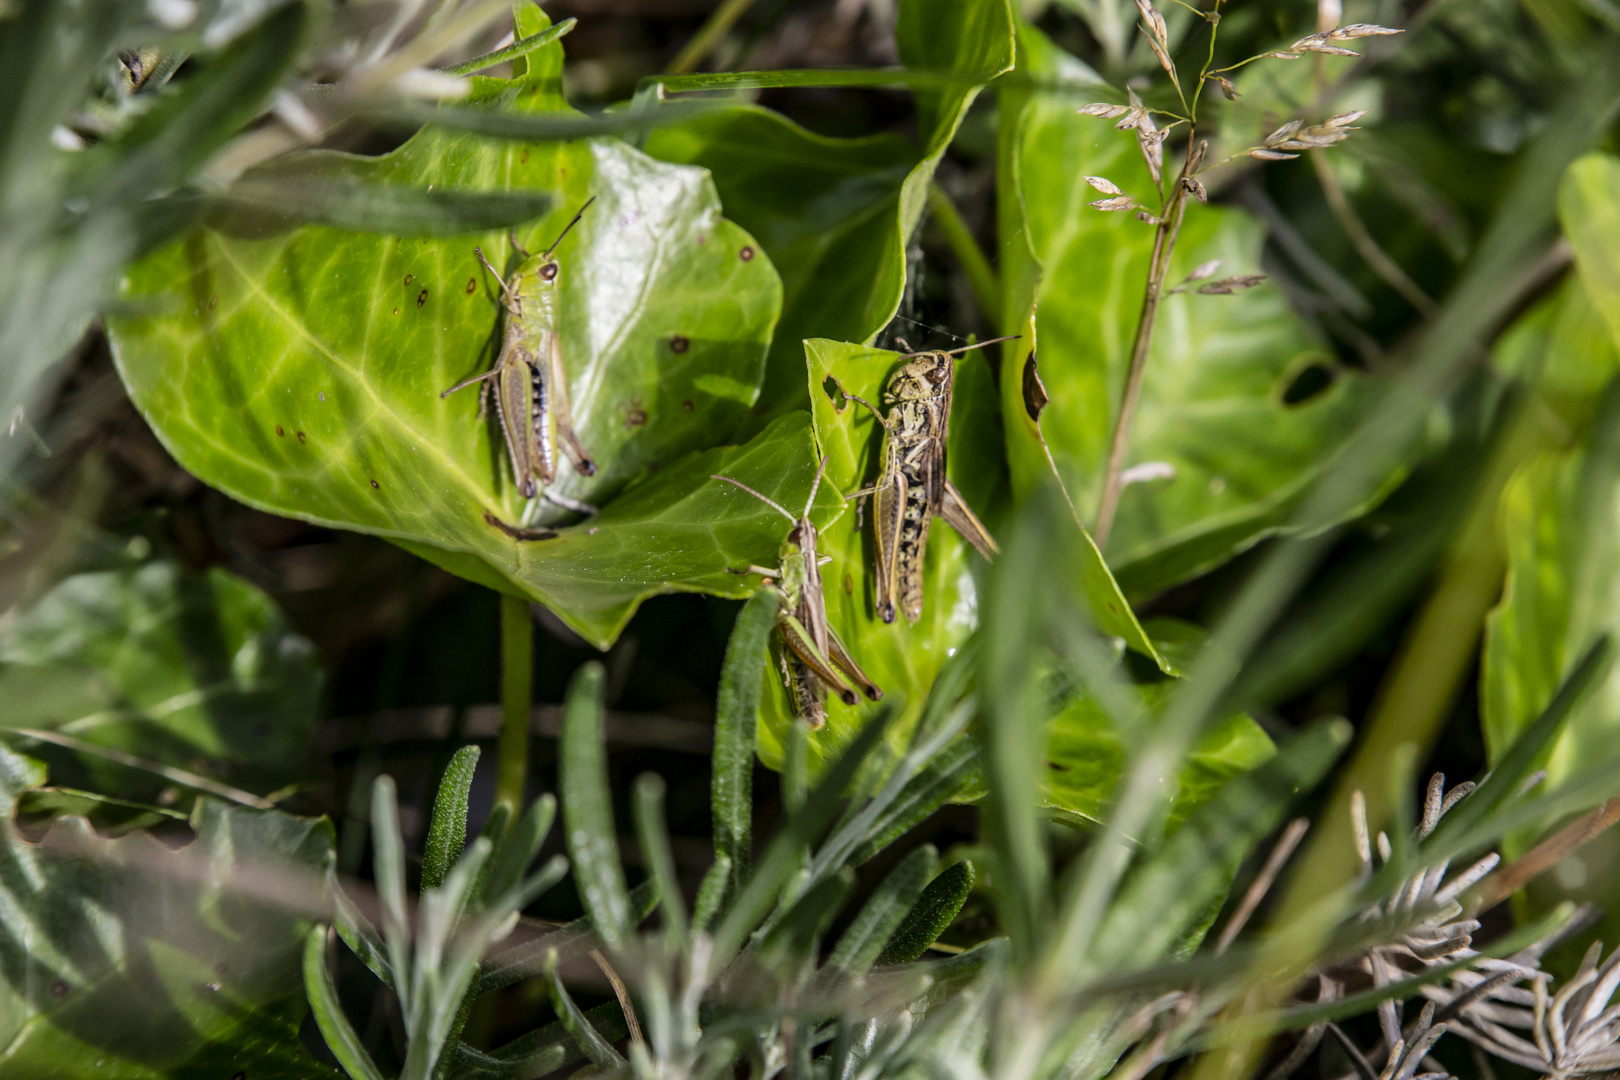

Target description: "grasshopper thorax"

left=884, top=351, right=954, bottom=404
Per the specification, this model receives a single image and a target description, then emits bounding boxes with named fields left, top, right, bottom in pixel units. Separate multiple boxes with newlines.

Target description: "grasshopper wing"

left=872, top=463, right=908, bottom=625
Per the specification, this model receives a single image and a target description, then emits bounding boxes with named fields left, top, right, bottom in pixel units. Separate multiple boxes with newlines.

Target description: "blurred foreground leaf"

left=0, top=561, right=320, bottom=804
left=108, top=18, right=785, bottom=648
left=0, top=745, right=333, bottom=1077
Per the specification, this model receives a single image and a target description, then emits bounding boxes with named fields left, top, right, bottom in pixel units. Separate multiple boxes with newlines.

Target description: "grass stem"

left=497, top=593, right=533, bottom=813
left=1093, top=179, right=1191, bottom=548
left=928, top=182, right=1002, bottom=329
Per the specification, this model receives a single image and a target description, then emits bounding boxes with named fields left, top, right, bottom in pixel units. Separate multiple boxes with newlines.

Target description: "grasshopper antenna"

left=711, top=474, right=794, bottom=523
left=543, top=196, right=598, bottom=258
left=472, top=247, right=520, bottom=304
left=801, top=455, right=830, bottom=519
left=903, top=334, right=1020, bottom=358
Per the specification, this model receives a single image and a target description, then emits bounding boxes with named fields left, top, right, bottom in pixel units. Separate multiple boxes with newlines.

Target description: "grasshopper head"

left=785, top=519, right=817, bottom=555
left=886, top=351, right=953, bottom=403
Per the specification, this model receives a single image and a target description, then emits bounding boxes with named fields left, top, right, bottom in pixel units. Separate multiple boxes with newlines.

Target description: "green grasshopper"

left=712, top=457, right=883, bottom=729
left=841, top=339, right=1013, bottom=624
left=444, top=199, right=598, bottom=533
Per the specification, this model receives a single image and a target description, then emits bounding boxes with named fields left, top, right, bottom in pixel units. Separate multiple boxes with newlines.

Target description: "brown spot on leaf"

left=739, top=246, right=754, bottom=261
left=843, top=571, right=853, bottom=595
left=404, top=274, right=413, bottom=285
left=417, top=289, right=428, bottom=309
left=370, top=480, right=380, bottom=489
left=207, top=296, right=218, bottom=310
left=466, top=278, right=477, bottom=294
left=296, top=431, right=306, bottom=443
left=275, top=426, right=284, bottom=437
left=1022, top=352, right=1049, bottom=422
left=520, top=148, right=529, bottom=163
left=392, top=308, right=399, bottom=315
left=669, top=334, right=689, bottom=354
left=625, top=401, right=647, bottom=428
left=681, top=400, right=694, bottom=412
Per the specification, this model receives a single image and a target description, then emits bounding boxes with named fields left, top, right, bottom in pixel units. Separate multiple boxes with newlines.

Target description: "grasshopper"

left=841, top=338, right=1014, bottom=624
left=444, top=199, right=598, bottom=532
left=712, top=458, right=883, bottom=729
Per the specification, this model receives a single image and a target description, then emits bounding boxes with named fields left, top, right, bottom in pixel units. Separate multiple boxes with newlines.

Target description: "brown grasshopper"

left=712, top=458, right=882, bottom=729
left=841, top=339, right=1014, bottom=624
left=444, top=199, right=599, bottom=535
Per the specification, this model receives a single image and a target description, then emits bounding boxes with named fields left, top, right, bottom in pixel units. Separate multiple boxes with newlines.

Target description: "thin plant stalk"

left=496, top=593, right=533, bottom=812
left=1093, top=164, right=1193, bottom=548
left=666, top=0, right=761, bottom=75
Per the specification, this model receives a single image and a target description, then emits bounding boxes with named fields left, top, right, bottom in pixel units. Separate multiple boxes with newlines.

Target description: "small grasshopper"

left=712, top=458, right=883, bottom=729
left=444, top=199, right=599, bottom=531
left=842, top=338, right=1015, bottom=624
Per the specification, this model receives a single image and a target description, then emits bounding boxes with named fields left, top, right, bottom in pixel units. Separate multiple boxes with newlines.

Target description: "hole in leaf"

left=1279, top=359, right=1337, bottom=406
left=822, top=374, right=844, bottom=409
left=1022, top=352, right=1049, bottom=422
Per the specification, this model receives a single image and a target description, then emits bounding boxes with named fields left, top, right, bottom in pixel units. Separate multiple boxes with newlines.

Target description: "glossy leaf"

left=0, top=560, right=320, bottom=803
left=765, top=339, right=1160, bottom=776
left=644, top=0, right=1014, bottom=419
left=107, top=16, right=787, bottom=649
left=0, top=743, right=335, bottom=1077
left=1000, top=23, right=1395, bottom=599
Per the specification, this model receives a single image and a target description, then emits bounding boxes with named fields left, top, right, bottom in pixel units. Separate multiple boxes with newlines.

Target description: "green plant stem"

left=1093, top=179, right=1192, bottom=549
left=666, top=0, right=760, bottom=75
left=496, top=593, right=533, bottom=813
left=928, top=182, right=1002, bottom=328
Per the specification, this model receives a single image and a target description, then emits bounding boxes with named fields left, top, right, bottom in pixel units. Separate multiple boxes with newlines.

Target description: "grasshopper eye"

left=540, top=262, right=559, bottom=281
left=925, top=363, right=949, bottom=385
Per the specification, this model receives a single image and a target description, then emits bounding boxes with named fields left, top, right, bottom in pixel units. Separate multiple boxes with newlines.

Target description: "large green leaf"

left=0, top=560, right=320, bottom=804
left=999, top=23, right=1395, bottom=599
left=758, top=339, right=1160, bottom=777
left=644, top=0, right=1014, bottom=420
left=107, top=15, right=787, bottom=648
left=0, top=744, right=335, bottom=1077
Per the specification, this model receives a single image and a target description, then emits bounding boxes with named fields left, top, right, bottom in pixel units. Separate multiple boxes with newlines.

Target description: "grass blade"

left=827, top=845, right=936, bottom=976
left=634, top=773, right=688, bottom=947
left=422, top=745, right=480, bottom=892
left=560, top=661, right=631, bottom=953
left=482, top=795, right=557, bottom=907
left=304, top=926, right=388, bottom=1080
left=713, top=590, right=778, bottom=909
left=710, top=710, right=889, bottom=966
left=877, top=859, right=977, bottom=966
left=546, top=953, right=626, bottom=1068
left=441, top=17, right=577, bottom=76
left=373, top=774, right=413, bottom=1016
